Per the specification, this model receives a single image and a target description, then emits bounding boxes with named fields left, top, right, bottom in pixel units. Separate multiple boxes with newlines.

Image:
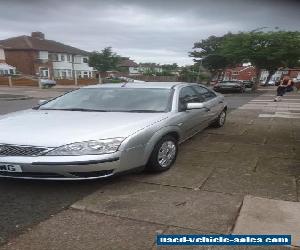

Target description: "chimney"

left=31, top=32, right=45, bottom=40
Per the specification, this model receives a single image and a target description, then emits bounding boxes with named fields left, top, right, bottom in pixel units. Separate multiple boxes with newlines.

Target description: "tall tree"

left=89, top=47, right=120, bottom=82
left=190, top=35, right=230, bottom=80
left=219, top=30, right=300, bottom=86
left=191, top=30, right=300, bottom=87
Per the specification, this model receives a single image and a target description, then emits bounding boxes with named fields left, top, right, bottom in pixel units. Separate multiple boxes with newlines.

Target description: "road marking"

left=238, top=94, right=300, bottom=119
left=259, top=112, right=300, bottom=119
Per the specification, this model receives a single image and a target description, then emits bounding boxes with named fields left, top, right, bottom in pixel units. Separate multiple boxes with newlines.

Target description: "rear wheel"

left=146, top=135, right=178, bottom=172
left=211, top=109, right=226, bottom=128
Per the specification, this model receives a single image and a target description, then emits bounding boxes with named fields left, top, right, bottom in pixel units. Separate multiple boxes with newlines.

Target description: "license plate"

left=0, top=164, right=22, bottom=173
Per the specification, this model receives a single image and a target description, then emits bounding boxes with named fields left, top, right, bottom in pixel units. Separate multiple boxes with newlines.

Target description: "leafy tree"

left=179, top=65, right=209, bottom=83
left=161, top=63, right=178, bottom=71
left=190, top=35, right=230, bottom=80
left=220, top=30, right=300, bottom=85
left=191, top=30, right=300, bottom=87
left=89, top=47, right=121, bottom=82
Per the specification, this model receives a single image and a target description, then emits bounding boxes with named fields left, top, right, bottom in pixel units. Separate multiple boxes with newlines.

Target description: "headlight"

left=46, top=138, right=124, bottom=156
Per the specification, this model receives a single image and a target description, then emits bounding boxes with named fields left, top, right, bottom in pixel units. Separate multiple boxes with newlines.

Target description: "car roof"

left=83, top=82, right=191, bottom=89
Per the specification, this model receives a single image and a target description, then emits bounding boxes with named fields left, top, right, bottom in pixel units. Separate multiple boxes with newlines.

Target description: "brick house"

left=118, top=57, right=139, bottom=75
left=223, top=66, right=257, bottom=81
left=0, top=32, right=95, bottom=79
left=0, top=45, right=16, bottom=76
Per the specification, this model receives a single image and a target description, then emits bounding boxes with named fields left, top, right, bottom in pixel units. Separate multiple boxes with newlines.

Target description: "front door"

left=176, top=86, right=208, bottom=140
left=40, top=67, right=49, bottom=78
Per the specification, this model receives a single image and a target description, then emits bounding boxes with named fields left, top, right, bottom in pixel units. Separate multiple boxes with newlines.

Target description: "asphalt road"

left=0, top=90, right=263, bottom=246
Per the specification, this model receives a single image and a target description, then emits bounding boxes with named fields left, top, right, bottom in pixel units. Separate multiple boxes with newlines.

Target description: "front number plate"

left=0, top=164, right=22, bottom=173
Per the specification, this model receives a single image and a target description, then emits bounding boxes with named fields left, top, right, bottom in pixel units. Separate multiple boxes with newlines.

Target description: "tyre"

left=211, top=109, right=226, bottom=128
left=146, top=135, right=178, bottom=172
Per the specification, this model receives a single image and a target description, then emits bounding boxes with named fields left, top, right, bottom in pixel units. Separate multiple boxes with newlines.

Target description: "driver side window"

left=178, top=86, right=204, bottom=111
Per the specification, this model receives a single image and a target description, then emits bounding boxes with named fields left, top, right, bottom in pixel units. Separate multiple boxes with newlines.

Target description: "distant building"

left=0, top=45, right=16, bottom=76
left=118, top=57, right=139, bottom=75
left=138, top=63, right=163, bottom=75
left=0, top=32, right=95, bottom=79
left=223, top=66, right=256, bottom=81
left=118, top=58, right=163, bottom=76
left=260, top=68, right=300, bottom=83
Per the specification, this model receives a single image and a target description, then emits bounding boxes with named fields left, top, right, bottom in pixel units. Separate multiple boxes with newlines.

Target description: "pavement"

left=0, top=86, right=299, bottom=249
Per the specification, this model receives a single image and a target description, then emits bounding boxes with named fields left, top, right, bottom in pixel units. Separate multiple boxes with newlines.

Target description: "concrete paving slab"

left=207, top=124, right=247, bottom=136
left=177, top=150, right=258, bottom=169
left=72, top=179, right=242, bottom=234
left=204, top=133, right=266, bottom=145
left=182, top=141, right=234, bottom=153
left=202, top=168, right=297, bottom=201
left=256, top=157, right=300, bottom=177
left=233, top=195, right=300, bottom=247
left=0, top=209, right=165, bottom=250
left=126, top=164, right=214, bottom=189
left=230, top=143, right=296, bottom=159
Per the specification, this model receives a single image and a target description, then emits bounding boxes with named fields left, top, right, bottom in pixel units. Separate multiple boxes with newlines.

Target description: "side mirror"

left=186, top=102, right=206, bottom=110
left=38, top=99, right=47, bottom=105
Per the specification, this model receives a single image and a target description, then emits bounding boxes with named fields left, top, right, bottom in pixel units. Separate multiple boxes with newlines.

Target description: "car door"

left=192, top=85, right=221, bottom=122
left=176, top=86, right=207, bottom=139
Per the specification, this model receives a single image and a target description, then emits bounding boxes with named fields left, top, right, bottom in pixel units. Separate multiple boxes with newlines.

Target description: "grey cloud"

left=0, top=0, right=299, bottom=65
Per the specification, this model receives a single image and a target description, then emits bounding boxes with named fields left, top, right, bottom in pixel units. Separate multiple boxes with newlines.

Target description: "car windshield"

left=39, top=87, right=172, bottom=113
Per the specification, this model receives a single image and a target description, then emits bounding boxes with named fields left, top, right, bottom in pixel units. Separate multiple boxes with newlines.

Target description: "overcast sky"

left=0, top=0, right=299, bottom=65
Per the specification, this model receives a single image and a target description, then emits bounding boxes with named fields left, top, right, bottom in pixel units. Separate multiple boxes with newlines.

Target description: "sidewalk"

left=0, top=90, right=299, bottom=250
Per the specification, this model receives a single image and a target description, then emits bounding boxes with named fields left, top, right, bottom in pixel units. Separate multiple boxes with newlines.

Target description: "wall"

left=0, top=48, right=5, bottom=62
left=4, top=50, right=37, bottom=75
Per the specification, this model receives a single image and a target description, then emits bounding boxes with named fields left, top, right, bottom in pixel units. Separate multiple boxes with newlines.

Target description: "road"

left=0, top=90, right=263, bottom=246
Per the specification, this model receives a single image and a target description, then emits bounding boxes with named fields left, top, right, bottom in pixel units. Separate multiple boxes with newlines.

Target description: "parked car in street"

left=213, top=81, right=245, bottom=93
left=0, top=82, right=227, bottom=180
left=40, top=78, right=56, bottom=88
left=240, top=80, right=254, bottom=89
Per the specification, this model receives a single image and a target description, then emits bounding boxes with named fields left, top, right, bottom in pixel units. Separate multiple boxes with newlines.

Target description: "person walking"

left=274, top=76, right=294, bottom=102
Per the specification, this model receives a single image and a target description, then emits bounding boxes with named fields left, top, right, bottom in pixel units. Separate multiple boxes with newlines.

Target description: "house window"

left=61, top=55, right=65, bottom=61
left=67, top=55, right=71, bottom=62
left=50, top=54, right=59, bottom=61
left=83, top=58, right=88, bottom=63
left=83, top=71, right=89, bottom=78
left=38, top=51, right=48, bottom=60
left=232, top=71, right=239, bottom=75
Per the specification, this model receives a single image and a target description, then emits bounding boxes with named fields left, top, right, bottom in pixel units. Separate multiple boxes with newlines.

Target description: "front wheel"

left=146, top=135, right=178, bottom=172
left=211, top=109, right=226, bottom=128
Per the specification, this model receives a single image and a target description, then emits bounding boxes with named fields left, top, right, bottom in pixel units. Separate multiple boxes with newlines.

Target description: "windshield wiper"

left=38, top=108, right=109, bottom=112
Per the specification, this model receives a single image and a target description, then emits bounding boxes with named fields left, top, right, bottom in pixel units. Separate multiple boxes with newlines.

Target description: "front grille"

left=0, top=144, right=49, bottom=156
left=70, top=170, right=114, bottom=178
left=0, top=172, right=65, bottom=178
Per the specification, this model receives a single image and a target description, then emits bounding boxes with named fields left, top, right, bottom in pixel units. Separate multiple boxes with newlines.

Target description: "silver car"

left=0, top=82, right=227, bottom=180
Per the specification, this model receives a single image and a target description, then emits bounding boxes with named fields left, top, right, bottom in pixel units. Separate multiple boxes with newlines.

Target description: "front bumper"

left=0, top=153, right=121, bottom=180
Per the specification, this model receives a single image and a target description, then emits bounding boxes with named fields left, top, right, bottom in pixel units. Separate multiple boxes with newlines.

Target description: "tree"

left=191, top=30, right=300, bottom=87
left=161, top=63, right=178, bottom=71
left=190, top=35, right=230, bottom=80
left=179, top=65, right=209, bottom=83
left=89, top=47, right=121, bottom=82
left=219, top=30, right=300, bottom=86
